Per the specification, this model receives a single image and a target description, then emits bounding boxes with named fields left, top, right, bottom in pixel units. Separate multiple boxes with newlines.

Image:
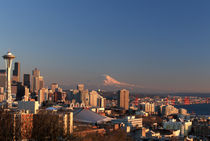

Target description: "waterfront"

left=175, top=103, right=210, bottom=115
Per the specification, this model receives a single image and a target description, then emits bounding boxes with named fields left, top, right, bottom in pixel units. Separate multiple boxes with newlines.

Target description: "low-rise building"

left=18, top=101, right=39, bottom=114
left=112, top=116, right=142, bottom=129
left=162, top=105, right=179, bottom=116
left=163, top=119, right=192, bottom=136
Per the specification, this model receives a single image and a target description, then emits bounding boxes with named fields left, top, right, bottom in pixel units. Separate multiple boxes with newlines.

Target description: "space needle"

left=3, top=52, right=15, bottom=107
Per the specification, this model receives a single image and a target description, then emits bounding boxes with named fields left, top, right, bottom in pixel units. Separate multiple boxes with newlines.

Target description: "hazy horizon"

left=1, top=0, right=210, bottom=93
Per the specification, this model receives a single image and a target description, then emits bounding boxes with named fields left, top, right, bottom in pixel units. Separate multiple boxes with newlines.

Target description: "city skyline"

left=1, top=0, right=210, bottom=93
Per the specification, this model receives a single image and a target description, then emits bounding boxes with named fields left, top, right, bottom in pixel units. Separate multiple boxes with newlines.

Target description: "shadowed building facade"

left=12, top=62, right=20, bottom=82
left=51, top=83, right=58, bottom=93
left=0, top=70, right=6, bottom=88
left=23, top=74, right=30, bottom=89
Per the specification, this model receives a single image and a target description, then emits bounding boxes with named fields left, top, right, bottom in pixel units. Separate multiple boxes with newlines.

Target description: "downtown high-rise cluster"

left=0, top=51, right=209, bottom=141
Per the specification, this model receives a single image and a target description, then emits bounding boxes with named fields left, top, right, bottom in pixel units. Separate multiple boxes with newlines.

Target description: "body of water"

left=175, top=103, right=210, bottom=115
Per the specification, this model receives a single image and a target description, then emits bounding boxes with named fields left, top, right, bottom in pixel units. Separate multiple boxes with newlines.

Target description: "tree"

left=73, top=129, right=133, bottom=141
left=0, top=109, right=21, bottom=141
left=32, top=111, right=63, bottom=141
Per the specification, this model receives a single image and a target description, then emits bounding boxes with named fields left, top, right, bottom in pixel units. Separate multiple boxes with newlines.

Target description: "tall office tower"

left=12, top=62, right=20, bottom=82
left=11, top=63, right=20, bottom=95
left=96, top=93, right=106, bottom=108
left=51, top=83, right=58, bottom=93
left=39, top=76, right=44, bottom=89
left=32, top=68, right=40, bottom=77
left=0, top=87, right=5, bottom=102
left=24, top=87, right=29, bottom=101
left=89, top=90, right=98, bottom=107
left=80, top=89, right=89, bottom=106
left=48, top=90, right=53, bottom=102
left=32, top=68, right=39, bottom=92
left=11, top=82, right=18, bottom=95
left=97, top=97, right=106, bottom=108
left=77, top=84, right=84, bottom=91
left=67, top=89, right=79, bottom=102
left=33, top=77, right=39, bottom=93
left=38, top=88, right=48, bottom=105
left=117, top=89, right=130, bottom=110
left=23, top=74, right=30, bottom=89
left=0, top=70, right=6, bottom=88
left=145, top=103, right=155, bottom=114
left=31, top=68, right=44, bottom=93
left=55, top=87, right=63, bottom=93
left=54, top=88, right=66, bottom=102
left=16, top=82, right=25, bottom=100
left=3, top=52, right=16, bottom=107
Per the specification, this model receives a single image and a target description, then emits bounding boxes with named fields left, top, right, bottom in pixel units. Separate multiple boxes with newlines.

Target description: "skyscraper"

left=98, top=97, right=106, bottom=108
left=38, top=88, right=48, bottom=105
left=77, top=84, right=84, bottom=91
left=0, top=70, right=6, bottom=88
left=0, top=87, right=4, bottom=102
left=117, top=89, right=129, bottom=110
left=144, top=103, right=155, bottom=114
left=11, top=63, right=20, bottom=95
left=80, top=89, right=89, bottom=106
left=89, top=90, right=98, bottom=107
left=0, top=70, right=6, bottom=102
left=15, top=81, right=27, bottom=101
left=51, top=83, right=58, bottom=93
left=32, top=68, right=40, bottom=77
left=24, top=86, right=29, bottom=101
left=31, top=68, right=44, bottom=93
left=12, top=62, right=20, bottom=82
left=23, top=74, right=30, bottom=89
left=3, top=52, right=16, bottom=107
left=39, top=76, right=44, bottom=89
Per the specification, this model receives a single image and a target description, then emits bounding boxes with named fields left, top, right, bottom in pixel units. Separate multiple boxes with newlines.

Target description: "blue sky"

left=0, top=0, right=210, bottom=92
